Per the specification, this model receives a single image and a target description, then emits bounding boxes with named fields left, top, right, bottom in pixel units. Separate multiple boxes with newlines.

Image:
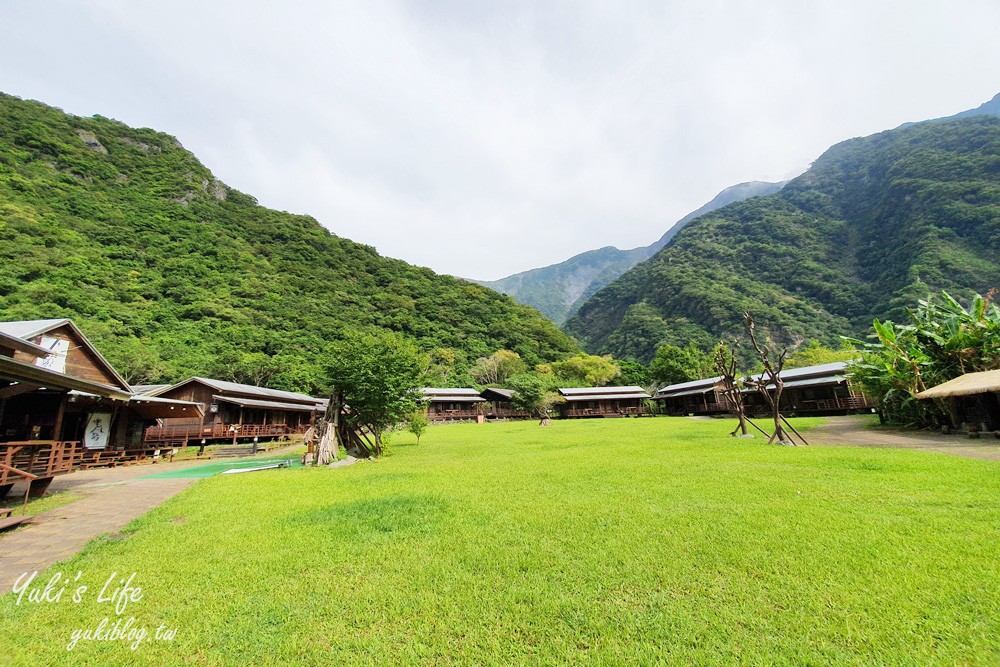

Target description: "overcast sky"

left=2, top=1, right=998, bottom=280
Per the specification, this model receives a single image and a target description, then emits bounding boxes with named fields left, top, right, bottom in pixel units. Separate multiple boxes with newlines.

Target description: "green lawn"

left=2, top=418, right=999, bottom=665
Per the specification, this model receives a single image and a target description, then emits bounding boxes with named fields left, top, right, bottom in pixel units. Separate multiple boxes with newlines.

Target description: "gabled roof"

left=152, top=376, right=323, bottom=405
left=0, top=318, right=71, bottom=340
left=655, top=376, right=724, bottom=399
left=561, top=392, right=651, bottom=402
left=0, top=355, right=132, bottom=400
left=418, top=387, right=486, bottom=402
left=132, top=384, right=170, bottom=396
left=746, top=361, right=851, bottom=385
left=916, top=369, right=1000, bottom=399
left=559, top=386, right=651, bottom=402
left=559, top=386, right=648, bottom=396
left=0, top=318, right=132, bottom=392
left=0, top=330, right=49, bottom=358
left=480, top=387, right=515, bottom=400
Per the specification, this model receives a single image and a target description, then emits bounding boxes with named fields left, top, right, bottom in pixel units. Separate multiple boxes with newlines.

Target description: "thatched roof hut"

left=915, top=370, right=1000, bottom=399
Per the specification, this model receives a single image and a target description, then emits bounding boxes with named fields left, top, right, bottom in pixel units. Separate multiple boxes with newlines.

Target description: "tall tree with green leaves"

left=469, top=350, right=528, bottom=386
left=649, top=341, right=713, bottom=386
left=326, top=330, right=426, bottom=456
left=506, top=373, right=564, bottom=425
left=540, top=353, right=621, bottom=387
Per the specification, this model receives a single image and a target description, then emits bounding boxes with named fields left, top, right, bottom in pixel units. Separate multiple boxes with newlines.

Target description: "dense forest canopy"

left=0, top=93, right=579, bottom=393
left=565, top=116, right=1000, bottom=363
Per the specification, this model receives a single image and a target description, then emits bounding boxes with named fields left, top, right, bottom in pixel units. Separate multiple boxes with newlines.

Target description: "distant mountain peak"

left=475, top=180, right=785, bottom=324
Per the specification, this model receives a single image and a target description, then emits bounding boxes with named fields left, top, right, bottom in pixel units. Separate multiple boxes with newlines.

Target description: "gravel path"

left=808, top=415, right=1000, bottom=462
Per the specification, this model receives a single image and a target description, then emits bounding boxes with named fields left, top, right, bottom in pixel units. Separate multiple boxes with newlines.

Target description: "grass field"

left=2, top=417, right=999, bottom=665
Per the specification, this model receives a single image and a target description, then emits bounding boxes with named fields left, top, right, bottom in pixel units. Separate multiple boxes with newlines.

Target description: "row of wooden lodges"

left=654, top=362, right=876, bottom=417
left=421, top=386, right=655, bottom=421
left=423, top=362, right=880, bottom=423
left=0, top=318, right=326, bottom=499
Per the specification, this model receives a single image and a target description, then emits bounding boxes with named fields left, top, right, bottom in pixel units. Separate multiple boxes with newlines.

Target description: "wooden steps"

left=0, top=507, right=31, bottom=532
left=213, top=445, right=256, bottom=459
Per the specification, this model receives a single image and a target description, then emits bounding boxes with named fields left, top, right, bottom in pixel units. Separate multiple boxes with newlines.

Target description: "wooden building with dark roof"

left=143, top=377, right=326, bottom=446
left=418, top=388, right=486, bottom=421
left=558, top=386, right=651, bottom=418
left=742, top=362, right=875, bottom=417
left=653, top=376, right=730, bottom=415
left=0, top=319, right=201, bottom=498
left=479, top=387, right=531, bottom=419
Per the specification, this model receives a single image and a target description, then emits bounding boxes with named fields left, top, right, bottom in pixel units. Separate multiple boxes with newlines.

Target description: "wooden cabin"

left=0, top=319, right=201, bottom=497
left=142, top=377, right=326, bottom=446
left=479, top=387, right=531, bottom=419
left=916, top=370, right=1000, bottom=434
left=742, top=362, right=875, bottom=417
left=653, top=376, right=731, bottom=415
left=558, top=386, right=651, bottom=418
left=418, top=388, right=486, bottom=421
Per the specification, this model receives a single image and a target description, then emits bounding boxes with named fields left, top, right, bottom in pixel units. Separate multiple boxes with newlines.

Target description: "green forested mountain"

left=477, top=181, right=784, bottom=324
left=565, top=115, right=1000, bottom=362
left=0, top=93, right=578, bottom=392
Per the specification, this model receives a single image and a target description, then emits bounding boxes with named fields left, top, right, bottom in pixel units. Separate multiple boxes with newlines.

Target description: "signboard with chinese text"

left=84, top=412, right=112, bottom=449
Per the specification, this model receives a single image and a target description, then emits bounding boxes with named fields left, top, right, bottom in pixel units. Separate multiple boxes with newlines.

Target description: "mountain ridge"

left=564, top=107, right=1000, bottom=363
left=476, top=180, right=785, bottom=323
left=0, top=92, right=579, bottom=392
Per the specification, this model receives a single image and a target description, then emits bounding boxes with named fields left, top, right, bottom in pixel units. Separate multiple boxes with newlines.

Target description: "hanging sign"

left=35, top=337, right=70, bottom=373
left=84, top=412, right=112, bottom=449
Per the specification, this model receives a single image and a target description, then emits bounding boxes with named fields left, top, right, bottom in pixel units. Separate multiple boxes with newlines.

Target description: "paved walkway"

left=0, top=444, right=303, bottom=593
left=808, top=415, right=1000, bottom=462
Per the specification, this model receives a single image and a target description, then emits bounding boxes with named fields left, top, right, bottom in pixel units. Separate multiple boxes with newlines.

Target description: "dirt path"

left=808, top=415, right=1000, bottom=462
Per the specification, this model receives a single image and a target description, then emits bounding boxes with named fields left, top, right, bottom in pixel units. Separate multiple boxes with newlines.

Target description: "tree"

left=546, top=353, right=620, bottom=386
left=744, top=312, right=796, bottom=445
left=506, top=373, right=564, bottom=426
left=784, top=340, right=857, bottom=369
left=469, top=350, right=527, bottom=386
left=715, top=341, right=750, bottom=437
left=407, top=410, right=429, bottom=445
left=326, top=330, right=425, bottom=457
left=615, top=359, right=650, bottom=387
left=649, top=341, right=712, bottom=386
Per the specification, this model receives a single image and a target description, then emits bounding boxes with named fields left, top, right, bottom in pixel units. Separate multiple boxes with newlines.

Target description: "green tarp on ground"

left=142, top=456, right=303, bottom=479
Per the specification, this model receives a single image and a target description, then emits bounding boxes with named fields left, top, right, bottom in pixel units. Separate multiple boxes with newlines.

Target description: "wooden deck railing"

left=562, top=406, right=649, bottom=418
left=0, top=441, right=87, bottom=483
left=143, top=423, right=306, bottom=444
left=811, top=395, right=877, bottom=412
left=428, top=409, right=481, bottom=421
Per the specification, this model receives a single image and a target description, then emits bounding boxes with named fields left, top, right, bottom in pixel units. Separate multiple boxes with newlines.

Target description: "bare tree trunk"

left=715, top=342, right=750, bottom=437
left=744, top=312, right=792, bottom=445
left=316, top=393, right=343, bottom=465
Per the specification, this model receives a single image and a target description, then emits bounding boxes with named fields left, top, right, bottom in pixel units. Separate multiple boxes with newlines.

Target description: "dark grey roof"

left=481, top=387, right=515, bottom=400
left=562, top=392, right=651, bottom=402
left=559, top=386, right=647, bottom=397
left=419, top=387, right=483, bottom=396
left=154, top=376, right=322, bottom=405
left=419, top=388, right=486, bottom=402
left=132, top=384, right=170, bottom=396
left=655, top=376, right=724, bottom=398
